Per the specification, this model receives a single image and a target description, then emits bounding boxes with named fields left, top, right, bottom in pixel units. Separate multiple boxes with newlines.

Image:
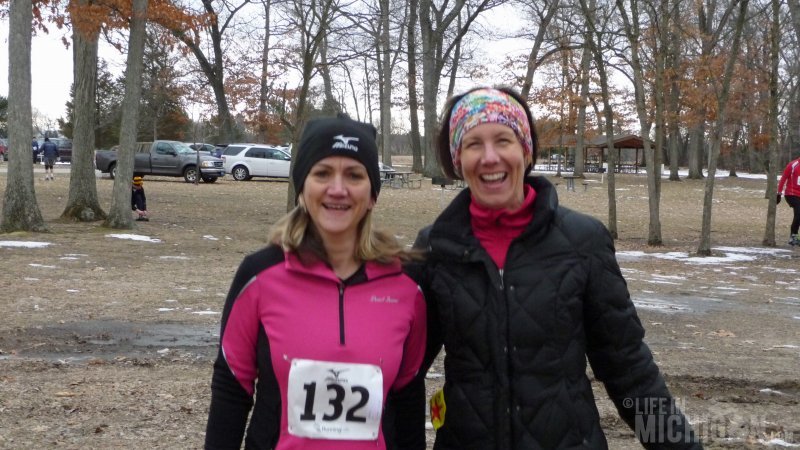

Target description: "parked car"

left=0, top=138, right=7, bottom=161
left=222, top=144, right=291, bottom=181
left=52, top=137, right=73, bottom=162
left=95, top=140, right=225, bottom=183
left=36, top=137, right=73, bottom=163
left=188, top=142, right=217, bottom=156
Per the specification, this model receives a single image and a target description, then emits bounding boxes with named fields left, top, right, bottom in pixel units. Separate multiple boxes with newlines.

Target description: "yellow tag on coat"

left=430, top=389, right=446, bottom=430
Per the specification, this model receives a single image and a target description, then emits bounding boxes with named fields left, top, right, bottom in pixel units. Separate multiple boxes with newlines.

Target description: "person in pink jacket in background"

left=777, top=155, right=800, bottom=246
left=204, top=115, right=427, bottom=450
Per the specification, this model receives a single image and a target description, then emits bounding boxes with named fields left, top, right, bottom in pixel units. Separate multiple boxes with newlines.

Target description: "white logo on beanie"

left=332, top=135, right=359, bottom=152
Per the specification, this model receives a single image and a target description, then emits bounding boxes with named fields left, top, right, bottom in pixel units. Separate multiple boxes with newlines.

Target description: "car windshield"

left=172, top=142, right=197, bottom=155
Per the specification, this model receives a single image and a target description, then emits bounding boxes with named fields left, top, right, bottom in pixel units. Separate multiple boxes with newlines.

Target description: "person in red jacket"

left=777, top=155, right=800, bottom=246
left=204, top=115, right=427, bottom=450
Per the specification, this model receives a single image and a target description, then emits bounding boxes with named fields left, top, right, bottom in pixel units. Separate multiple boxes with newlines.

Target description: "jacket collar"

left=428, top=176, right=558, bottom=259
left=284, top=251, right=402, bottom=283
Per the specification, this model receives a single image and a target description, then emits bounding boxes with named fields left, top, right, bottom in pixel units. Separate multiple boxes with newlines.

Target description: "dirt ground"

left=0, top=161, right=798, bottom=449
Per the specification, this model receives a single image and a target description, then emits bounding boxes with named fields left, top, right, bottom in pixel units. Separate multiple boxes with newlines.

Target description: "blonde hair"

left=269, top=205, right=416, bottom=264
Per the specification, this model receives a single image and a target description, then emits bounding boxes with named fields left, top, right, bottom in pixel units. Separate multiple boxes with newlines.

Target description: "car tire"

left=202, top=176, right=218, bottom=183
left=183, top=166, right=199, bottom=183
left=109, top=163, right=117, bottom=179
left=232, top=166, right=250, bottom=181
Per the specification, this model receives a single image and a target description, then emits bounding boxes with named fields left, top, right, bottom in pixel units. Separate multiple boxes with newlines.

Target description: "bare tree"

left=516, top=0, right=562, bottom=99
left=407, top=0, right=424, bottom=171
left=616, top=0, right=662, bottom=245
left=579, top=0, right=620, bottom=237
left=62, top=0, right=107, bottom=222
left=167, top=0, right=248, bottom=142
left=2, top=0, right=47, bottom=232
left=277, top=0, right=339, bottom=210
left=697, top=0, right=749, bottom=255
left=419, top=0, right=502, bottom=177
left=763, top=0, right=780, bottom=246
left=104, top=0, right=149, bottom=229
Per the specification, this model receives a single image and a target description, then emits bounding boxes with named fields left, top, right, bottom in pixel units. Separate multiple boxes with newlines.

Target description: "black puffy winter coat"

left=414, top=176, right=701, bottom=450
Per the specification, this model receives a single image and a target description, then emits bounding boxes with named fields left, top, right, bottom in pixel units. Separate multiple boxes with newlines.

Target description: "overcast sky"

left=0, top=25, right=126, bottom=122
left=0, top=6, right=533, bottom=125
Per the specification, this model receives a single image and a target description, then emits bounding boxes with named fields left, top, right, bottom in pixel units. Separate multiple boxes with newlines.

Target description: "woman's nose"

left=481, top=143, right=501, bottom=164
left=327, top=174, right=347, bottom=195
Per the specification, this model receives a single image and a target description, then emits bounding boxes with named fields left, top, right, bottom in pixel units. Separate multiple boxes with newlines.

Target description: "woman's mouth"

left=480, top=172, right=507, bottom=183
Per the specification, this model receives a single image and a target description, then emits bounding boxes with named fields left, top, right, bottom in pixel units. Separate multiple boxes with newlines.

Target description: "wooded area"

left=1, top=0, right=799, bottom=254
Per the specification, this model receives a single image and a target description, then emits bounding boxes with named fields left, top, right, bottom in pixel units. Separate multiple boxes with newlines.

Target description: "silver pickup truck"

left=95, top=140, right=225, bottom=183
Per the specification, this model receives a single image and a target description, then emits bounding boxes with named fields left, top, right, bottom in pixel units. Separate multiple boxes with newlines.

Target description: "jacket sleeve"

left=582, top=221, right=702, bottom=449
left=205, top=256, right=261, bottom=449
left=408, top=226, right=444, bottom=373
left=383, top=374, right=426, bottom=450
left=778, top=163, right=791, bottom=194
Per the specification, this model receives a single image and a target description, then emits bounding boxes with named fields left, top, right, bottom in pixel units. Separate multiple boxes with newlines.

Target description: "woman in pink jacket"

left=777, top=155, right=800, bottom=246
left=205, top=115, right=427, bottom=450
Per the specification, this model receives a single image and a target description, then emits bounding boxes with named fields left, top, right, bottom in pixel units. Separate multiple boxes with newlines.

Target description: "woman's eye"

left=348, top=171, right=366, bottom=180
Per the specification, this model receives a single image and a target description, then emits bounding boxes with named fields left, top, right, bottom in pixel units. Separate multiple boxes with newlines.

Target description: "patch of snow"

left=643, top=279, right=683, bottom=285
left=29, top=263, right=57, bottom=268
left=203, top=235, right=219, bottom=241
left=66, top=289, right=79, bottom=293
left=106, top=234, right=161, bottom=243
left=158, top=308, right=176, bottom=312
left=60, top=257, right=80, bottom=260
left=651, top=274, right=687, bottom=280
left=759, top=439, right=799, bottom=448
left=24, top=277, right=40, bottom=281
left=0, top=241, right=51, bottom=248
left=192, top=310, right=220, bottom=315
left=758, top=388, right=787, bottom=396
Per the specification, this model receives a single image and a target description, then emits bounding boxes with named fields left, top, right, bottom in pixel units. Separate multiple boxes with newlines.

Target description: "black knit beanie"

left=293, top=115, right=381, bottom=200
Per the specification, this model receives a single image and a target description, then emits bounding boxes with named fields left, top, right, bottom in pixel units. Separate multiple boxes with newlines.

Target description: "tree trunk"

left=378, top=0, right=393, bottom=165
left=687, top=126, right=705, bottom=179
left=406, top=0, right=423, bottom=172
left=419, top=0, right=441, bottom=177
left=697, top=0, right=749, bottom=255
left=62, top=5, right=106, bottom=223
left=259, top=0, right=272, bottom=115
left=574, top=38, right=591, bottom=178
left=319, top=33, right=340, bottom=114
left=763, top=0, right=780, bottom=246
left=519, top=0, right=560, bottom=99
left=666, top=0, right=682, bottom=181
left=104, top=0, right=148, bottom=229
left=580, top=0, right=617, bottom=237
left=1, top=0, right=47, bottom=232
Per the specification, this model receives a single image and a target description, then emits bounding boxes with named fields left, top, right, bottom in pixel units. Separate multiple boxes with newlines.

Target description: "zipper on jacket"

left=338, top=283, right=346, bottom=345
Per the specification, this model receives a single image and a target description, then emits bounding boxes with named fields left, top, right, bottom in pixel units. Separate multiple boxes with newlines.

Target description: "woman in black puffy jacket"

left=409, top=86, right=702, bottom=450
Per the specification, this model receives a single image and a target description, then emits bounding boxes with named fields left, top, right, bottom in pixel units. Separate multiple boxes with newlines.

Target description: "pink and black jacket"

left=205, top=245, right=427, bottom=450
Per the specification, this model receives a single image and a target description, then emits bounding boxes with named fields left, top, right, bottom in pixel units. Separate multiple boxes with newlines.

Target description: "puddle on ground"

left=1, top=320, right=218, bottom=362
left=632, top=293, right=794, bottom=316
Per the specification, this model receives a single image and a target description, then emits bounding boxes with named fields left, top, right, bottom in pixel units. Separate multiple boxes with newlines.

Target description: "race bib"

left=287, top=359, right=383, bottom=441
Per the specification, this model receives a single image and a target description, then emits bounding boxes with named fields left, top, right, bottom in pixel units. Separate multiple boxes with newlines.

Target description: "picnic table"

left=562, top=175, right=578, bottom=191
left=384, top=171, right=422, bottom=189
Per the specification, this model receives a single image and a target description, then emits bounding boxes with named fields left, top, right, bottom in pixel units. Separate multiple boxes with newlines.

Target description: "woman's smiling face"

left=301, top=156, right=374, bottom=244
left=459, top=123, right=527, bottom=210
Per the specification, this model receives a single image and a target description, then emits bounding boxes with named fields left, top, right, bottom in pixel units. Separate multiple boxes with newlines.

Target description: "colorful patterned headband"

left=448, top=88, right=533, bottom=177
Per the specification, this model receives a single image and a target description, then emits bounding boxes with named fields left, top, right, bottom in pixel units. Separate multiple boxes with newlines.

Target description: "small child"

left=131, top=176, right=149, bottom=221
